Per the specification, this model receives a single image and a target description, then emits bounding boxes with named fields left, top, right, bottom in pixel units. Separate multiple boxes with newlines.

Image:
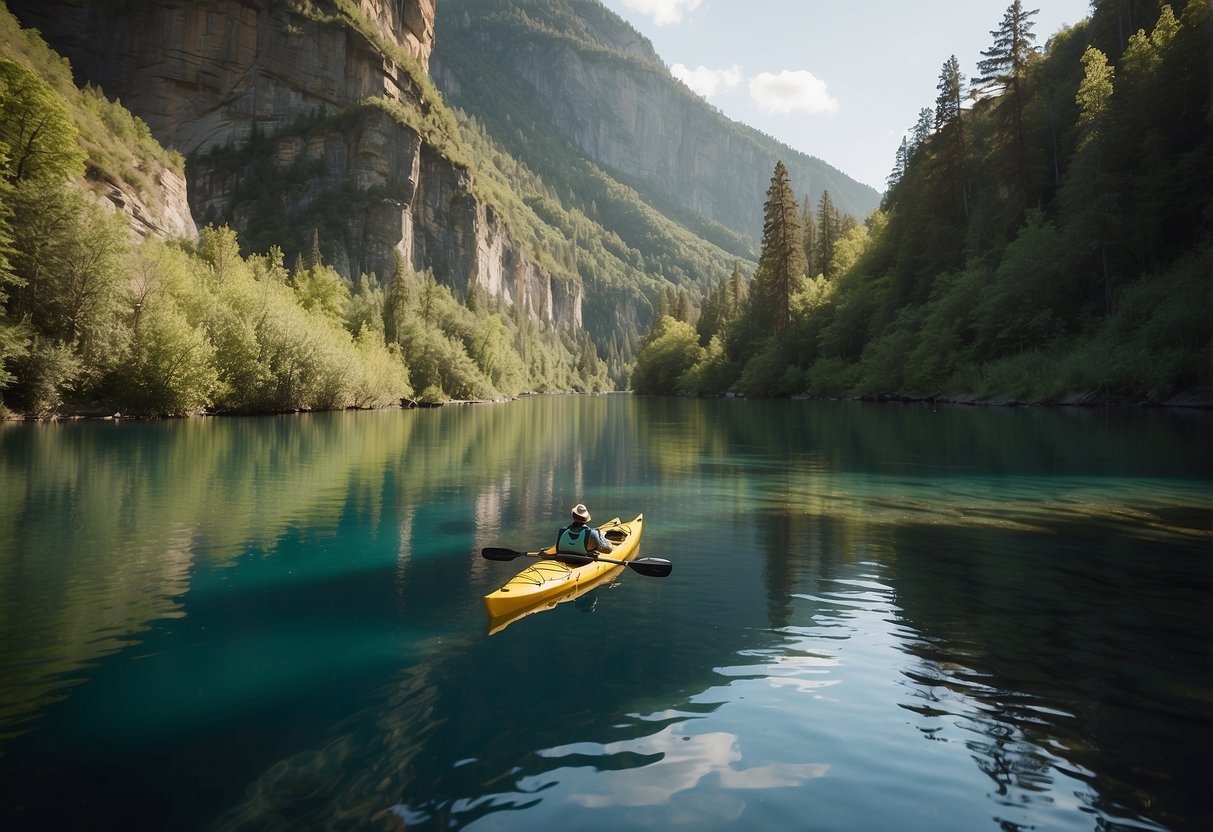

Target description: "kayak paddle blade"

left=481, top=547, right=525, bottom=561
left=628, top=557, right=673, bottom=577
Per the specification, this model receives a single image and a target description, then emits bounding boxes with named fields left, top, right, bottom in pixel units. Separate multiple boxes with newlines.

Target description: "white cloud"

left=671, top=63, right=742, bottom=98
left=621, top=0, right=702, bottom=25
left=748, top=70, right=839, bottom=115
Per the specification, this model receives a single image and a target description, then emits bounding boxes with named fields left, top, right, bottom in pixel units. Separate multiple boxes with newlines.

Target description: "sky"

left=596, top=0, right=1094, bottom=193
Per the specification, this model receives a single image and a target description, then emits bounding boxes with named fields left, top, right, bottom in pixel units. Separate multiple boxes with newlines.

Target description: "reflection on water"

left=0, top=399, right=1209, bottom=831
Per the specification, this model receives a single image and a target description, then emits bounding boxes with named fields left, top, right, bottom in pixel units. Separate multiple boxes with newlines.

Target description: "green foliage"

left=291, top=262, right=351, bottom=322
left=630, top=316, right=703, bottom=395
left=750, top=161, right=806, bottom=335
left=0, top=58, right=85, bottom=184
left=4, top=335, right=79, bottom=416
left=672, top=1, right=1210, bottom=404
left=121, top=295, right=219, bottom=416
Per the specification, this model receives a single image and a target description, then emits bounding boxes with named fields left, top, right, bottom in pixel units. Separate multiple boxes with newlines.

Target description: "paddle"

left=481, top=547, right=673, bottom=577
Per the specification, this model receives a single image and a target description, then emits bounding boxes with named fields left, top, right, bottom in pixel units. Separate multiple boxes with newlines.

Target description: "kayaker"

left=556, top=504, right=614, bottom=556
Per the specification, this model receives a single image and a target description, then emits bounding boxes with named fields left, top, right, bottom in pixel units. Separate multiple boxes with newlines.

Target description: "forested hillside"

left=0, top=3, right=614, bottom=417
left=634, top=0, right=1211, bottom=405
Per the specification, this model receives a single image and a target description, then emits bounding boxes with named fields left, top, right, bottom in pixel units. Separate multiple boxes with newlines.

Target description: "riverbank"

left=5, top=386, right=1211, bottom=421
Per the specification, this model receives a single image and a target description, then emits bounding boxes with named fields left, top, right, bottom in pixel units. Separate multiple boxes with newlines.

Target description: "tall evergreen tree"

left=751, top=161, right=806, bottom=334
left=814, top=190, right=842, bottom=279
left=884, top=138, right=909, bottom=208
left=975, top=1, right=1040, bottom=205
left=801, top=196, right=819, bottom=278
left=934, top=54, right=970, bottom=219
left=908, top=107, right=934, bottom=160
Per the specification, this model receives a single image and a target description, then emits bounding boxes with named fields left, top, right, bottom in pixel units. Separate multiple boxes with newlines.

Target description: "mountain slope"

left=431, top=0, right=880, bottom=244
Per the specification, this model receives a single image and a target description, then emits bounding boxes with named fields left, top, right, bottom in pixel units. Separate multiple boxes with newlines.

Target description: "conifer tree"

left=814, top=190, right=841, bottom=279
left=884, top=138, right=909, bottom=202
left=934, top=55, right=970, bottom=219
left=975, top=1, right=1040, bottom=204
left=751, top=161, right=805, bottom=334
left=801, top=196, right=819, bottom=278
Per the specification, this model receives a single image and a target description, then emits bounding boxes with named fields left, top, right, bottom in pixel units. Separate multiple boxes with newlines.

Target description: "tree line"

left=632, top=0, right=1210, bottom=403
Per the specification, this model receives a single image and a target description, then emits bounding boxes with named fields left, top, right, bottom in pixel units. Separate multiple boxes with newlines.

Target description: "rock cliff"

left=8, top=0, right=580, bottom=331
left=433, top=0, right=880, bottom=241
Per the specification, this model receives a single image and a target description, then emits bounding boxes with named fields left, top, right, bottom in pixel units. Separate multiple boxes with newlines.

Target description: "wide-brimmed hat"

left=571, top=503, right=591, bottom=523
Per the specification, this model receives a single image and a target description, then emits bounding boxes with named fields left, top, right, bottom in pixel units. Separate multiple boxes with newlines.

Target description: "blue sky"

left=596, top=0, right=1094, bottom=192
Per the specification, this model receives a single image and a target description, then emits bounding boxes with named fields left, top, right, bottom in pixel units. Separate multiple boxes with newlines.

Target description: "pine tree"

left=909, top=107, right=934, bottom=160
left=751, top=161, right=806, bottom=334
left=814, top=190, right=841, bottom=279
left=934, top=54, right=970, bottom=220
left=975, top=1, right=1040, bottom=205
left=307, top=227, right=323, bottom=269
left=801, top=196, right=819, bottom=278
left=884, top=138, right=909, bottom=202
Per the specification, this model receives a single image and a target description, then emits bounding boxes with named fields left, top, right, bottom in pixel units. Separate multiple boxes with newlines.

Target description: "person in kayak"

left=556, top=504, right=614, bottom=556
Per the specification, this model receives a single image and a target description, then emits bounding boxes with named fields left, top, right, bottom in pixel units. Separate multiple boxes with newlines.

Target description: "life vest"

left=557, top=524, right=597, bottom=555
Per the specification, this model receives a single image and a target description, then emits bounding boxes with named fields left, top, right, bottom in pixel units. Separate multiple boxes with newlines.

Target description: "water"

left=0, top=397, right=1209, bottom=831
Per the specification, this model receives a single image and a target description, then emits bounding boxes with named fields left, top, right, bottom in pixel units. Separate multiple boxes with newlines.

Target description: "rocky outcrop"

left=8, top=0, right=580, bottom=331
left=86, top=163, right=196, bottom=243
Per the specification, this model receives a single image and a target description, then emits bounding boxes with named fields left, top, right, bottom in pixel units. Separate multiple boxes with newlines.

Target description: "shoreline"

left=4, top=386, right=1212, bottom=421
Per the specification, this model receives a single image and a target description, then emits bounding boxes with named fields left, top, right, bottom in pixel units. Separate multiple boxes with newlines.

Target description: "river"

left=1, top=396, right=1209, bottom=831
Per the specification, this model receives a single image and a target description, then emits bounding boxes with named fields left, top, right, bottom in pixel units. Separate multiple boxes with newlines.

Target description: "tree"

left=1065, top=46, right=1118, bottom=314
left=0, top=59, right=86, bottom=185
left=908, top=107, right=934, bottom=160
left=630, top=315, right=703, bottom=394
left=750, top=161, right=806, bottom=334
left=884, top=138, right=909, bottom=199
left=814, top=190, right=842, bottom=279
left=975, top=1, right=1040, bottom=205
left=801, top=196, right=819, bottom=278
left=934, top=54, right=970, bottom=220
left=382, top=252, right=413, bottom=346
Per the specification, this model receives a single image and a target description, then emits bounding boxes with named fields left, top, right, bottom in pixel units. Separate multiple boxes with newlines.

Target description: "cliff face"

left=89, top=164, right=196, bottom=243
left=433, top=0, right=880, bottom=239
left=8, top=0, right=579, bottom=331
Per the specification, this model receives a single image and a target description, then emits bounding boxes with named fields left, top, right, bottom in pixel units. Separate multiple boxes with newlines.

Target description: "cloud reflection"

left=536, top=725, right=829, bottom=808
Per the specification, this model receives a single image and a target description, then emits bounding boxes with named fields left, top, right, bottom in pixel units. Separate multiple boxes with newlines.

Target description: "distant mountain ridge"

left=432, top=0, right=880, bottom=243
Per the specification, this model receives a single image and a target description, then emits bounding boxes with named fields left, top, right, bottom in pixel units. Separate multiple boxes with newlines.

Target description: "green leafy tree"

left=8, top=185, right=128, bottom=388
left=122, top=295, right=219, bottom=416
left=3, top=334, right=78, bottom=416
left=631, top=315, right=703, bottom=394
left=0, top=59, right=86, bottom=184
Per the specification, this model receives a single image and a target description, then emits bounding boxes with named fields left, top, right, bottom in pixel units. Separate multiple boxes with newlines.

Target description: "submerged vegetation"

left=633, top=1, right=1211, bottom=404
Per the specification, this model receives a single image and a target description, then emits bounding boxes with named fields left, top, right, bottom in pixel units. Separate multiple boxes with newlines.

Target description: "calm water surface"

left=1, top=397, right=1210, bottom=831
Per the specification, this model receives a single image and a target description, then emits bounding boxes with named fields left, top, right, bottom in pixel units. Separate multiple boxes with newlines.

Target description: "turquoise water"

left=1, top=397, right=1209, bottom=831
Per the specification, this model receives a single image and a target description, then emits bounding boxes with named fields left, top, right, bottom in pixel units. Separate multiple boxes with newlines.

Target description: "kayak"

left=483, top=514, right=644, bottom=619
left=485, top=562, right=621, bottom=635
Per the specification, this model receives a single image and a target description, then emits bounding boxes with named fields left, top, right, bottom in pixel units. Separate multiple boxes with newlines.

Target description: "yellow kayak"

left=483, top=514, right=644, bottom=619
left=485, top=562, right=623, bottom=635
